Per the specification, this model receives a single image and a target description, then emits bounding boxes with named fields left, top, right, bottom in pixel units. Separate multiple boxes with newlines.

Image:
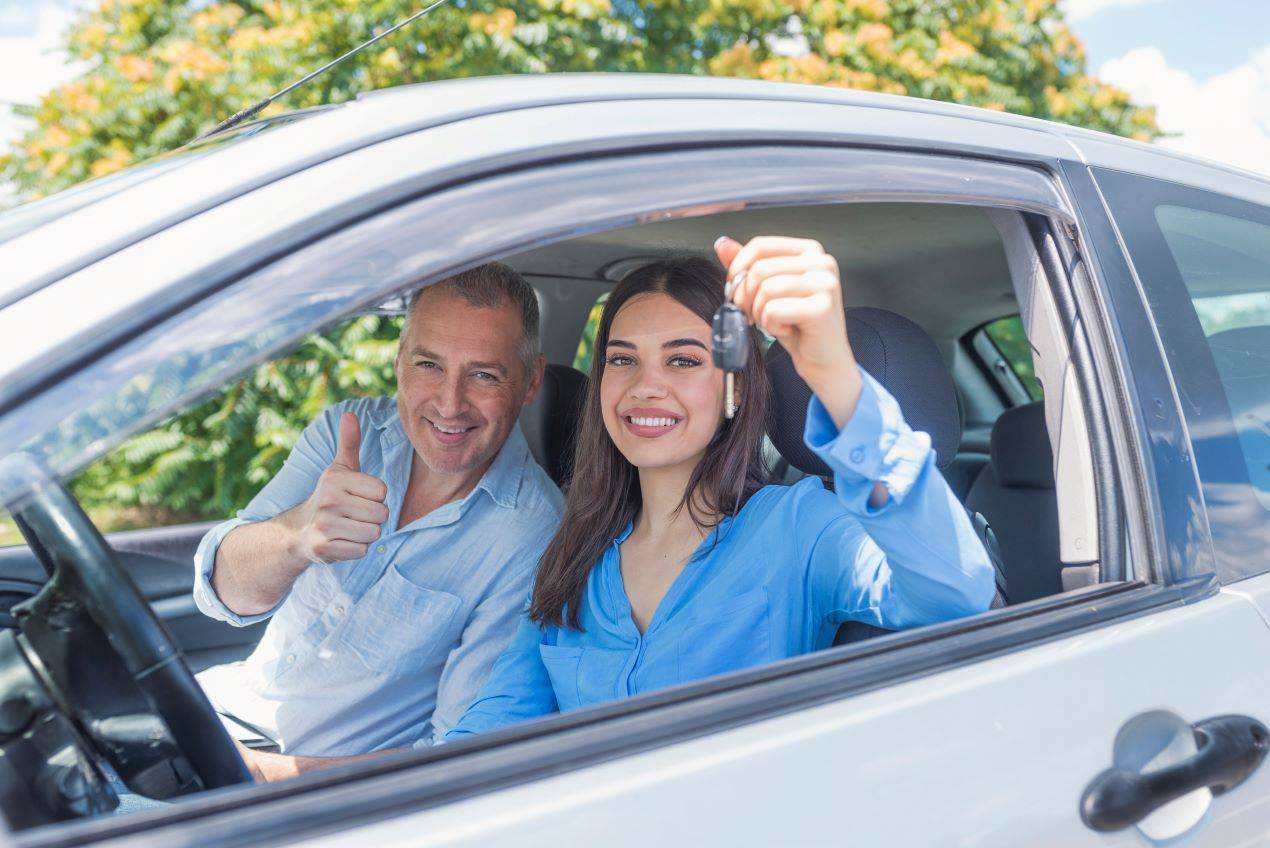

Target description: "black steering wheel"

left=0, top=452, right=249, bottom=821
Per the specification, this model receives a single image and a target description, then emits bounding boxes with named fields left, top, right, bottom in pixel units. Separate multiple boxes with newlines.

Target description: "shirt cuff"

left=192, top=517, right=286, bottom=627
left=802, top=367, right=934, bottom=513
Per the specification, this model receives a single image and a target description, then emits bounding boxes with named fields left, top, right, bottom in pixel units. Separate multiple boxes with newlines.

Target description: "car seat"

left=764, top=307, right=1007, bottom=646
left=964, top=401, right=1061, bottom=604
left=519, top=363, right=588, bottom=487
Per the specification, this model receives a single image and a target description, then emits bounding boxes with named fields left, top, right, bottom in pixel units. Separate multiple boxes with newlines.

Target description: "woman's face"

left=600, top=292, right=725, bottom=472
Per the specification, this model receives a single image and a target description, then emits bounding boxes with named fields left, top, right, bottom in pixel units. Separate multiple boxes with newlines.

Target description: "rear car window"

left=1095, top=167, right=1270, bottom=578
left=0, top=509, right=17, bottom=547
left=573, top=292, right=608, bottom=374
left=983, top=315, right=1043, bottom=400
left=1153, top=203, right=1270, bottom=504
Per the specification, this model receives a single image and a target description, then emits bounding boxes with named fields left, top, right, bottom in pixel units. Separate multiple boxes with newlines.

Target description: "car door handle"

left=1081, top=715, right=1270, bottom=832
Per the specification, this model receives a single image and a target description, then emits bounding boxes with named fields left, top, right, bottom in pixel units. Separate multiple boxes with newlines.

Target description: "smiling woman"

left=444, top=240, right=996, bottom=737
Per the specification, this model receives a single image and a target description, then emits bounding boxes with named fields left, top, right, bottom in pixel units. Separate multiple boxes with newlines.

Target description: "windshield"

left=0, top=112, right=321, bottom=249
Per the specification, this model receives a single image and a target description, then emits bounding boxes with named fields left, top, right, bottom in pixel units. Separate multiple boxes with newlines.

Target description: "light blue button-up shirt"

left=193, top=396, right=563, bottom=755
left=448, top=371, right=994, bottom=737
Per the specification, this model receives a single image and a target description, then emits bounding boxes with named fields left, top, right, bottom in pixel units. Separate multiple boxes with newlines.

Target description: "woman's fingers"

left=732, top=253, right=839, bottom=322
left=756, top=293, right=836, bottom=339
left=748, top=271, right=838, bottom=334
left=713, top=235, right=743, bottom=270
left=725, top=236, right=824, bottom=283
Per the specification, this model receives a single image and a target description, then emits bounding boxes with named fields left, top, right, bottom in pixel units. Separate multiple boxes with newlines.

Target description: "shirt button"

left=286, top=653, right=296, bottom=664
left=333, top=605, right=346, bottom=618
left=376, top=544, right=386, bottom=554
left=849, top=447, right=866, bottom=464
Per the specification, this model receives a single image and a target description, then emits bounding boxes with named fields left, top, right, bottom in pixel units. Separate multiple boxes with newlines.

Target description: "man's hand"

left=234, top=740, right=296, bottom=783
left=212, top=412, right=391, bottom=616
left=281, top=412, right=390, bottom=565
left=234, top=738, right=388, bottom=782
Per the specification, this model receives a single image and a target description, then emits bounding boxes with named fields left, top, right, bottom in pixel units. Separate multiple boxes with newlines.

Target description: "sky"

left=1, top=0, right=1268, bottom=180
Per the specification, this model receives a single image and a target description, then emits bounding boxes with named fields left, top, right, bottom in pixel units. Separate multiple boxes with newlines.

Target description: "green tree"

left=70, top=314, right=402, bottom=526
left=4, top=0, right=1155, bottom=199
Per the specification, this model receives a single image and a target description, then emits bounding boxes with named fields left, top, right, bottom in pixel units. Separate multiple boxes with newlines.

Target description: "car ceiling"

left=509, top=202, right=1018, bottom=354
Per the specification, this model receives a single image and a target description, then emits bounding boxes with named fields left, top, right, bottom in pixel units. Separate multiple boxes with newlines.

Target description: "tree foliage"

left=71, top=315, right=402, bottom=522
left=4, top=0, right=1156, bottom=198
left=0, top=0, right=1160, bottom=529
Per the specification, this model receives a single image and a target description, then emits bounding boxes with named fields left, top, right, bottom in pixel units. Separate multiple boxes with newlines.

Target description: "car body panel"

left=199, top=588, right=1270, bottom=848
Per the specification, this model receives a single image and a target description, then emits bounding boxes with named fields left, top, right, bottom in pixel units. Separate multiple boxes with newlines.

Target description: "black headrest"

left=519, top=363, right=588, bottom=487
left=765, top=307, right=961, bottom=476
left=990, top=401, right=1053, bottom=489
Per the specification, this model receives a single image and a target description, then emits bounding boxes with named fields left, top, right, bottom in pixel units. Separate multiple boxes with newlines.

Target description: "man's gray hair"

left=406, top=262, right=541, bottom=371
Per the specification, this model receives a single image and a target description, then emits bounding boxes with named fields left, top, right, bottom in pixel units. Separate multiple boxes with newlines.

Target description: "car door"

left=278, top=158, right=1270, bottom=848
left=6, top=97, right=1270, bottom=846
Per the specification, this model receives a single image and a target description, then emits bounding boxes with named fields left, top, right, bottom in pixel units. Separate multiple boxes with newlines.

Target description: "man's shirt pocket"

left=338, top=565, right=462, bottom=675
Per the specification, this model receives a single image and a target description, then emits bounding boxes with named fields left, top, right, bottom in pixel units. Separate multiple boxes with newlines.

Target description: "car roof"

left=357, top=74, right=1270, bottom=189
left=2, top=73, right=1268, bottom=304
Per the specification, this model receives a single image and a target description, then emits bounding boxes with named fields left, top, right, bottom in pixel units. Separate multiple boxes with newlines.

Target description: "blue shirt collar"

left=371, top=401, right=527, bottom=510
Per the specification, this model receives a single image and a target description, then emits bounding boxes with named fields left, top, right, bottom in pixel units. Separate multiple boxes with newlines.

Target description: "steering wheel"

left=0, top=452, right=250, bottom=819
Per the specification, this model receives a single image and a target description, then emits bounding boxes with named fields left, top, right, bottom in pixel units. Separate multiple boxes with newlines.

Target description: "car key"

left=712, top=271, right=749, bottom=419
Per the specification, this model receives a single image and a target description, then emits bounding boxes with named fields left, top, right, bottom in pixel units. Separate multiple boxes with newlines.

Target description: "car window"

left=1154, top=204, right=1270, bottom=503
left=982, top=315, right=1044, bottom=401
left=573, top=292, right=608, bottom=375
left=67, top=313, right=402, bottom=535
left=1094, top=167, right=1270, bottom=580
left=0, top=508, right=17, bottom=547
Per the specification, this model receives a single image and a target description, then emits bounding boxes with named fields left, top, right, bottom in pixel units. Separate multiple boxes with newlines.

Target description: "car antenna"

left=194, top=0, right=453, bottom=142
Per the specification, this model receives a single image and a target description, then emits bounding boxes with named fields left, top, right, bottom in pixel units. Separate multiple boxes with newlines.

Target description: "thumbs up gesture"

left=288, top=412, right=390, bottom=565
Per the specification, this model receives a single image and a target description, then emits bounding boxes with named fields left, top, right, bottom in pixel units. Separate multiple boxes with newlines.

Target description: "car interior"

left=0, top=199, right=1108, bottom=831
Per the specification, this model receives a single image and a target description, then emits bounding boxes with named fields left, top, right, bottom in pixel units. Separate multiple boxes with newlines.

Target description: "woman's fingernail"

left=714, top=236, right=731, bottom=250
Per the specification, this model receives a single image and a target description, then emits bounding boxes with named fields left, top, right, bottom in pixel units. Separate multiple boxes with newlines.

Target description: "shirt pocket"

left=338, top=565, right=463, bottom=676
left=538, top=644, right=582, bottom=711
left=677, top=587, right=772, bottom=684
left=538, top=644, right=629, bottom=713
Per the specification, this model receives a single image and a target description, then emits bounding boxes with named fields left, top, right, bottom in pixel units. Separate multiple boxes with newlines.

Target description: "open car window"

left=66, top=313, right=403, bottom=538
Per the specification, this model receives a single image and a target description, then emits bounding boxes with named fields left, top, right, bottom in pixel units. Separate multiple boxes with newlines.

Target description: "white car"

left=0, top=74, right=1268, bottom=847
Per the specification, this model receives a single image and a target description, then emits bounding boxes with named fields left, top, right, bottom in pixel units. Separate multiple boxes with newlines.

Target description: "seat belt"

left=968, top=509, right=1009, bottom=608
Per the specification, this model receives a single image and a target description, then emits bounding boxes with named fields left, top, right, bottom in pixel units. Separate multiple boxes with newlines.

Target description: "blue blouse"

left=446, top=370, right=995, bottom=739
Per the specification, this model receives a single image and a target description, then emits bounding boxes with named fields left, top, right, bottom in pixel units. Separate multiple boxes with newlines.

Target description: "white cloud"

left=1064, top=0, right=1163, bottom=22
left=1099, top=45, right=1270, bottom=177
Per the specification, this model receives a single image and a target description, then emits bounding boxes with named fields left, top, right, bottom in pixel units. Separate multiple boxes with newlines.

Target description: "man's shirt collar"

left=372, top=399, right=526, bottom=511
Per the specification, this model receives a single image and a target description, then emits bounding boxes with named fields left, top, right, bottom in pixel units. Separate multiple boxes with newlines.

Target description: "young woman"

left=446, top=235, right=995, bottom=737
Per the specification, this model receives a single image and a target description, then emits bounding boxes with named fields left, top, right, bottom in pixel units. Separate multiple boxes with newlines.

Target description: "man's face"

left=395, top=290, right=543, bottom=476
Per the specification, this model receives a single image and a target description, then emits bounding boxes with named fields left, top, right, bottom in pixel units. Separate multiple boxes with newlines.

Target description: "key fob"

left=711, top=302, right=749, bottom=372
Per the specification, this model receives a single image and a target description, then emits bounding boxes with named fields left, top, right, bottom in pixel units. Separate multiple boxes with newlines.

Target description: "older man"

left=193, top=263, right=562, bottom=756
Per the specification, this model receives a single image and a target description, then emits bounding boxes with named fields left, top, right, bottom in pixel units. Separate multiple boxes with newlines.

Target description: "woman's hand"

left=715, top=236, right=862, bottom=428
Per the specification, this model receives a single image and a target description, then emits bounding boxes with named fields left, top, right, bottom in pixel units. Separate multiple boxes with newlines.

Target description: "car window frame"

left=10, top=143, right=1188, bottom=848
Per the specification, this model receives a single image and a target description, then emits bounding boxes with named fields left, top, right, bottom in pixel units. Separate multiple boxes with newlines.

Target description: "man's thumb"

left=334, top=412, right=361, bottom=471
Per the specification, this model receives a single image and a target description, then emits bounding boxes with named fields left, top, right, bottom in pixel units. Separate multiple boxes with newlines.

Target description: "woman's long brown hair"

left=529, top=257, right=770, bottom=630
